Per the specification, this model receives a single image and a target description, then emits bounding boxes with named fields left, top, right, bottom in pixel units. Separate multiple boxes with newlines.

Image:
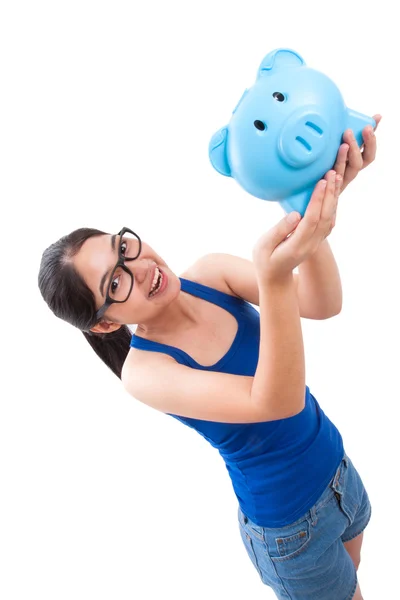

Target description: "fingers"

left=361, top=125, right=377, bottom=167
left=341, top=115, right=381, bottom=181
left=331, top=174, right=341, bottom=228
left=359, top=114, right=382, bottom=168
left=320, top=170, right=340, bottom=232
left=302, top=179, right=326, bottom=227
left=294, top=171, right=337, bottom=238
left=332, top=143, right=349, bottom=180
left=277, top=172, right=339, bottom=264
left=372, top=114, right=382, bottom=130
left=342, top=129, right=364, bottom=174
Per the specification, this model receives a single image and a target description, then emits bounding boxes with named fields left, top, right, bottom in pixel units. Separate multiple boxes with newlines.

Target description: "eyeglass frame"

left=95, top=227, right=142, bottom=322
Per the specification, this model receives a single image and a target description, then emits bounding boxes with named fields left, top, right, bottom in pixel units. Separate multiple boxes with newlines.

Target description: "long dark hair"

left=38, top=228, right=132, bottom=379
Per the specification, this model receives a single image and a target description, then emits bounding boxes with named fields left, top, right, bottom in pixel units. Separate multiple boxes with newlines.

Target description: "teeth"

left=149, top=267, right=163, bottom=297
left=150, top=267, right=159, bottom=292
left=150, top=267, right=160, bottom=293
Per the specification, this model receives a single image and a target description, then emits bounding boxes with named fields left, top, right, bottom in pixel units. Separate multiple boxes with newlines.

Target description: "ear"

left=345, top=109, right=376, bottom=146
left=208, top=127, right=231, bottom=177
left=90, top=321, right=122, bottom=335
left=257, top=48, right=305, bottom=79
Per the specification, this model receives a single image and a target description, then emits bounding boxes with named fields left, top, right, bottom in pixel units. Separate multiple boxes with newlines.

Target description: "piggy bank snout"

left=278, top=110, right=328, bottom=168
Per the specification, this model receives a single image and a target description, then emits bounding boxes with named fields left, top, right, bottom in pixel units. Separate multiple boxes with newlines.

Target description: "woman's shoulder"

left=122, top=254, right=239, bottom=378
left=180, top=253, right=242, bottom=298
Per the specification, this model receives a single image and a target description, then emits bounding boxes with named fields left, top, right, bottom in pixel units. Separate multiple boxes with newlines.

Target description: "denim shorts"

left=237, top=452, right=371, bottom=600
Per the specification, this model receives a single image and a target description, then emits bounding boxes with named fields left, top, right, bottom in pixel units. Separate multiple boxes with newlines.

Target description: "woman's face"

left=73, top=231, right=181, bottom=332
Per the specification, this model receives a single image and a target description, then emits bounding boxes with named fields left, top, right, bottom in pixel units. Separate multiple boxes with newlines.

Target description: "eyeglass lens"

left=107, top=231, right=140, bottom=302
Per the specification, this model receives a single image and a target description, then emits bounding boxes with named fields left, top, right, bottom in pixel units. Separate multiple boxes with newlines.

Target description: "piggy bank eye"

left=254, top=120, right=266, bottom=131
left=272, top=92, right=286, bottom=102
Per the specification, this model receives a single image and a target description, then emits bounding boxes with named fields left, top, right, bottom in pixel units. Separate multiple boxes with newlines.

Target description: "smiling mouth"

left=148, top=266, right=164, bottom=297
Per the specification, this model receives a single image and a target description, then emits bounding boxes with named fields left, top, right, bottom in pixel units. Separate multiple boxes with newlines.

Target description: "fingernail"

left=336, top=174, right=342, bottom=182
left=287, top=212, right=300, bottom=224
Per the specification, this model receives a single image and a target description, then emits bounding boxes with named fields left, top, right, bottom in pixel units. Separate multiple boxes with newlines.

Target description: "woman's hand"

left=328, top=114, right=382, bottom=225
left=253, top=170, right=342, bottom=284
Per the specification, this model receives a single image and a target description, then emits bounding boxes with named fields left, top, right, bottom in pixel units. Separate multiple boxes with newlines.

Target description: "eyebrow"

left=99, top=234, right=117, bottom=297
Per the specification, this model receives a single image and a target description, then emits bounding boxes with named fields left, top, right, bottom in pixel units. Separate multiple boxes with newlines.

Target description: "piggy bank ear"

left=209, top=127, right=231, bottom=177
left=257, top=48, right=305, bottom=78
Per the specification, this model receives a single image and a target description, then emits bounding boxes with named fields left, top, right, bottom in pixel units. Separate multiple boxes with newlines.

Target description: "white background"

left=0, top=1, right=398, bottom=598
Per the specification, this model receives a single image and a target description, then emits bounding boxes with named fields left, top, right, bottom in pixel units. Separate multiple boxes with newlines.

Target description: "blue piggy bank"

left=209, top=48, right=375, bottom=216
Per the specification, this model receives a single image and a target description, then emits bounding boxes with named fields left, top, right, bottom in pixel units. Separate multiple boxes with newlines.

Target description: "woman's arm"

left=197, top=118, right=381, bottom=319
left=200, top=246, right=341, bottom=320
left=123, top=274, right=306, bottom=422
left=124, top=177, right=338, bottom=423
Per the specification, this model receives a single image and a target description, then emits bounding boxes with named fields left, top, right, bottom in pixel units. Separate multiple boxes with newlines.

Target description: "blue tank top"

left=130, top=277, right=344, bottom=527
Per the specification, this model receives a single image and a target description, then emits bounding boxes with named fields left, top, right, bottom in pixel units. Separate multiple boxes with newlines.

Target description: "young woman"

left=38, top=123, right=379, bottom=600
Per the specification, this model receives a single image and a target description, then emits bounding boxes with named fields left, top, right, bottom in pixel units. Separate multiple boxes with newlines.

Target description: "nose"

left=126, top=259, right=153, bottom=284
left=278, top=109, right=328, bottom=168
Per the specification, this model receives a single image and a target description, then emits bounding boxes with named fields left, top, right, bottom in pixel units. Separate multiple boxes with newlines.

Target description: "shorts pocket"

left=264, top=516, right=312, bottom=563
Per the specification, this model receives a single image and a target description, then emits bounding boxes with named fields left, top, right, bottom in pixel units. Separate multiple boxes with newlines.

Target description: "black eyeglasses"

left=95, top=227, right=142, bottom=321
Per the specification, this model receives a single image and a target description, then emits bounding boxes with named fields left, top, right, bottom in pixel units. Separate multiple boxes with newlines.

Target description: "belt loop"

left=309, top=505, right=318, bottom=527
left=343, top=453, right=348, bottom=468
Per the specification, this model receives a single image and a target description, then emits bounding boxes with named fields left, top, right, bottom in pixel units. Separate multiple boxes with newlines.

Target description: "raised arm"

left=122, top=272, right=303, bottom=423
left=123, top=173, right=339, bottom=423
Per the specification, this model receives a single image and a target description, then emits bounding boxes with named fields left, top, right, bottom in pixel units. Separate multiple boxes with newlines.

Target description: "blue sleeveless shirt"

left=130, top=277, right=344, bottom=527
